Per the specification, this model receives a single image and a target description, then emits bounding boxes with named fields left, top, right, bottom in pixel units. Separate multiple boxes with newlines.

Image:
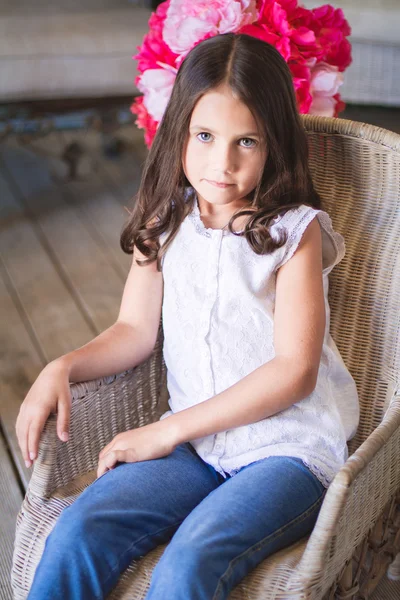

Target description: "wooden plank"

left=0, top=256, right=45, bottom=488
left=74, top=123, right=147, bottom=206
left=0, top=147, right=95, bottom=484
left=0, top=126, right=141, bottom=486
left=0, top=138, right=126, bottom=333
left=0, top=430, right=23, bottom=600
left=0, top=145, right=94, bottom=359
left=32, top=129, right=132, bottom=279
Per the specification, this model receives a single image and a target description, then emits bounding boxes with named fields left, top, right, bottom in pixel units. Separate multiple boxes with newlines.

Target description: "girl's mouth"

left=206, top=179, right=234, bottom=189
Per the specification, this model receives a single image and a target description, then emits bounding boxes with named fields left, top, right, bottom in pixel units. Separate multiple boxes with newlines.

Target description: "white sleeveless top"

left=159, top=193, right=360, bottom=488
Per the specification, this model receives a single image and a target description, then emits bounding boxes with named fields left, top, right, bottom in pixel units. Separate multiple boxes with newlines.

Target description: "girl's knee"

left=152, top=541, right=204, bottom=583
left=157, top=524, right=207, bottom=568
left=49, top=504, right=96, bottom=548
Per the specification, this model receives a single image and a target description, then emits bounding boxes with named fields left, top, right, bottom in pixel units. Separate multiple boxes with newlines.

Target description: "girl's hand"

left=16, top=360, right=72, bottom=468
left=97, top=420, right=178, bottom=478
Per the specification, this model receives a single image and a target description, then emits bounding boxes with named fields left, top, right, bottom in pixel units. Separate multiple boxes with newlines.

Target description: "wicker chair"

left=12, top=115, right=400, bottom=599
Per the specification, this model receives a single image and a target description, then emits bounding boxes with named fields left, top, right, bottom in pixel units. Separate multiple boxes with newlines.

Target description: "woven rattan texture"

left=11, top=115, right=400, bottom=599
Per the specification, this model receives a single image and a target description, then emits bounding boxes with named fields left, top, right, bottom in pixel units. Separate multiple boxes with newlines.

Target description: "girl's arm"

left=166, top=218, right=326, bottom=445
left=55, top=245, right=163, bottom=382
left=16, top=245, right=163, bottom=465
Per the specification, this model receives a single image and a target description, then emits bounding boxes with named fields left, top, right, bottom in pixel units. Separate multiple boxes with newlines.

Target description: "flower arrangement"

left=131, top=0, right=352, bottom=148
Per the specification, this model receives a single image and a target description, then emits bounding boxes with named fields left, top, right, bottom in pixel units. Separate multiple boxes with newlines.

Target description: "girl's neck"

left=195, top=193, right=253, bottom=232
left=197, top=195, right=249, bottom=217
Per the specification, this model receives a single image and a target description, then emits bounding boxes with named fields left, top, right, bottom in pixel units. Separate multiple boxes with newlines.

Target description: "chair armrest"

left=289, top=392, right=400, bottom=596
left=27, top=333, right=168, bottom=499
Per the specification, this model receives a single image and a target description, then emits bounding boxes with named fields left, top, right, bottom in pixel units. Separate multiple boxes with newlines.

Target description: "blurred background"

left=0, top=1, right=399, bottom=598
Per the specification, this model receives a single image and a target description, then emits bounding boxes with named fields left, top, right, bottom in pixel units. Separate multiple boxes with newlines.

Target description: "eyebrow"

left=190, top=125, right=260, bottom=137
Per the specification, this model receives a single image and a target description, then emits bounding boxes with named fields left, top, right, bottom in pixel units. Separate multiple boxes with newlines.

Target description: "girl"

left=18, top=33, right=359, bottom=600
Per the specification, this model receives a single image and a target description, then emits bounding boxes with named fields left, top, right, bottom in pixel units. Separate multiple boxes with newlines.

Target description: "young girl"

left=18, top=32, right=359, bottom=600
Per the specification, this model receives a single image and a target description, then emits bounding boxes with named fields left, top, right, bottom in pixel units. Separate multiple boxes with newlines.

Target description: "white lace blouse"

left=159, top=192, right=360, bottom=488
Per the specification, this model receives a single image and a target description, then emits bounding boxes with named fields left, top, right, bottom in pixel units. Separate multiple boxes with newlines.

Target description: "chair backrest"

left=302, top=115, right=400, bottom=455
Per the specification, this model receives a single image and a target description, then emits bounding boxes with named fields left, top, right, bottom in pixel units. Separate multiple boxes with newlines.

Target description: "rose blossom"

left=131, top=1, right=352, bottom=147
left=309, top=62, right=343, bottom=117
left=137, top=68, right=177, bottom=122
left=310, top=62, right=343, bottom=96
left=130, top=95, right=158, bottom=147
left=163, top=0, right=259, bottom=55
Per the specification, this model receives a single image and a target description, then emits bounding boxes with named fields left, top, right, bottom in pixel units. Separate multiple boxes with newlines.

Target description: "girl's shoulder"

left=271, top=204, right=345, bottom=275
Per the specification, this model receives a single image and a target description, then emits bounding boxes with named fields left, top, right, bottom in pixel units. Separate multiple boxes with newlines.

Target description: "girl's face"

left=183, top=84, right=267, bottom=213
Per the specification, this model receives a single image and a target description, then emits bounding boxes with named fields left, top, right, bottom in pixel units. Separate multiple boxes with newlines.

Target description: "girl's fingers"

left=15, top=413, right=24, bottom=453
left=27, top=421, right=44, bottom=463
left=57, top=396, right=70, bottom=442
left=18, top=397, right=70, bottom=470
left=105, top=451, right=120, bottom=470
left=18, top=417, right=31, bottom=468
left=97, top=453, right=116, bottom=478
left=99, top=432, right=124, bottom=459
left=97, top=450, right=126, bottom=478
left=99, top=441, right=114, bottom=459
left=15, top=417, right=22, bottom=456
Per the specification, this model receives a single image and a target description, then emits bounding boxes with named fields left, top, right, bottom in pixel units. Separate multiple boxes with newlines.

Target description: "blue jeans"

left=28, top=442, right=326, bottom=600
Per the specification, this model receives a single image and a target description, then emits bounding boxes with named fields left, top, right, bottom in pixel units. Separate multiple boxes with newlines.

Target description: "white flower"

left=137, top=69, right=177, bottom=122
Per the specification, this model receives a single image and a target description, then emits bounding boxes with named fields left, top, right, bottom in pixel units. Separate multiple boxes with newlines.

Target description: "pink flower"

left=310, top=62, right=343, bottom=97
left=133, top=0, right=179, bottom=73
left=131, top=1, right=353, bottom=147
left=130, top=96, right=158, bottom=147
left=137, top=68, right=177, bottom=122
left=163, top=0, right=259, bottom=55
left=313, top=5, right=351, bottom=37
left=309, top=62, right=343, bottom=117
left=289, top=61, right=313, bottom=113
left=332, top=93, right=345, bottom=117
left=308, top=95, right=336, bottom=117
left=302, top=4, right=352, bottom=70
left=241, top=0, right=321, bottom=63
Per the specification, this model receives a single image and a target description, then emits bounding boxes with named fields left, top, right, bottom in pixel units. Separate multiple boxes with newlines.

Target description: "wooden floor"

left=0, top=122, right=142, bottom=599
left=1, top=107, right=400, bottom=599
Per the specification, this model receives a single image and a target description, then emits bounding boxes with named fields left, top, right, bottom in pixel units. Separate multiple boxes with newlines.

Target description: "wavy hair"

left=120, top=33, right=321, bottom=268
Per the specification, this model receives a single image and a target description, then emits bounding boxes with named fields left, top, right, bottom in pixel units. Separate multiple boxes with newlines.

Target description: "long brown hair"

left=121, top=33, right=321, bottom=268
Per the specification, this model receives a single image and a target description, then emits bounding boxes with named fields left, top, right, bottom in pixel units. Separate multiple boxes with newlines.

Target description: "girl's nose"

left=212, top=143, right=236, bottom=174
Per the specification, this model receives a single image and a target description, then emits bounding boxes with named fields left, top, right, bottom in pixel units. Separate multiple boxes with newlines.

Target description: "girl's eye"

left=196, top=133, right=257, bottom=148
left=240, top=138, right=257, bottom=148
left=197, top=132, right=212, bottom=143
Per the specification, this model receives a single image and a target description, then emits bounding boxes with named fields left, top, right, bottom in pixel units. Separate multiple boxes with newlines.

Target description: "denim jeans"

left=28, top=442, right=326, bottom=600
